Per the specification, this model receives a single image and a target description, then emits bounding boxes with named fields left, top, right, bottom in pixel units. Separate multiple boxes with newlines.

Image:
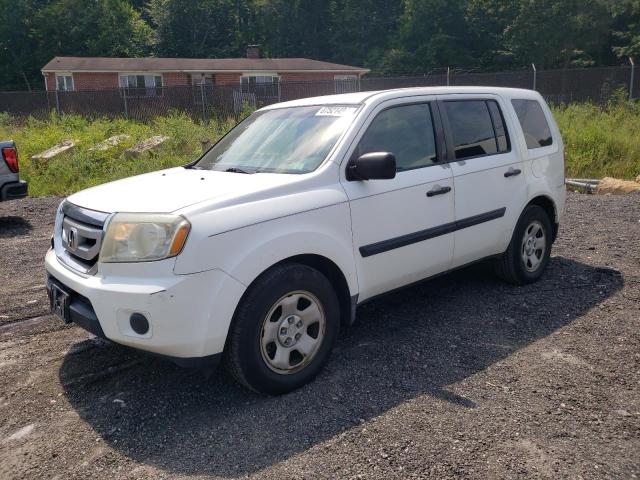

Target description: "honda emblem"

left=67, top=227, right=78, bottom=251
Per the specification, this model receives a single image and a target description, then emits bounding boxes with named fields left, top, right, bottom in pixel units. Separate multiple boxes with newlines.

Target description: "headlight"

left=100, top=213, right=191, bottom=263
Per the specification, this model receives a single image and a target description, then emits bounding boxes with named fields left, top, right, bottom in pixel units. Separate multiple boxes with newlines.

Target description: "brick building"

left=41, top=49, right=369, bottom=98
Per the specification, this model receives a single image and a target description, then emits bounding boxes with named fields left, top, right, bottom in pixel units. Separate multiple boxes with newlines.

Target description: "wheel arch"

left=526, top=195, right=559, bottom=241
left=285, top=254, right=355, bottom=327
left=239, top=254, right=356, bottom=330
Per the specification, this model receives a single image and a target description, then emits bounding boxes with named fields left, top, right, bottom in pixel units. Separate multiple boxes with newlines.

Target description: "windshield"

left=194, top=105, right=359, bottom=174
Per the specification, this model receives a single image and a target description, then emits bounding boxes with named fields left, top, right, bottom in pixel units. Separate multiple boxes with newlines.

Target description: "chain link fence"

left=0, top=65, right=637, bottom=123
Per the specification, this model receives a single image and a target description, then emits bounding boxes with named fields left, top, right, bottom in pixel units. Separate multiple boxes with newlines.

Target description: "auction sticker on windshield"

left=315, top=106, right=358, bottom=116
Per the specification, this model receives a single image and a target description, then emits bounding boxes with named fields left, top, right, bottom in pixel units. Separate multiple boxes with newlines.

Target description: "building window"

left=241, top=74, right=279, bottom=99
left=190, top=73, right=214, bottom=105
left=335, top=75, right=358, bottom=94
left=119, top=74, right=163, bottom=96
left=56, top=74, right=74, bottom=91
left=190, top=73, right=214, bottom=86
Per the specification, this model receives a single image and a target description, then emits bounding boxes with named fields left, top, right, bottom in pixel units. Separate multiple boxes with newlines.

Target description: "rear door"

left=438, top=96, right=527, bottom=268
left=341, top=97, right=455, bottom=301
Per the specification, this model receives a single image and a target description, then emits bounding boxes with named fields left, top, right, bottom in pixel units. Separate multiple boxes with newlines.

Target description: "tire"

left=496, top=204, right=553, bottom=285
left=224, top=262, right=340, bottom=395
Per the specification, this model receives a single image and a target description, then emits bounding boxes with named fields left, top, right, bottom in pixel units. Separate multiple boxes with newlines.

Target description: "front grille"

left=57, top=201, right=110, bottom=274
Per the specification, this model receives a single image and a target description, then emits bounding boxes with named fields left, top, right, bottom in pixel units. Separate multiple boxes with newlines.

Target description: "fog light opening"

left=130, top=313, right=149, bottom=335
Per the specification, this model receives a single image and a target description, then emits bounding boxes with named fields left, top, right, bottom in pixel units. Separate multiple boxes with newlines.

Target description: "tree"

left=328, top=0, right=403, bottom=68
left=0, top=0, right=637, bottom=90
left=35, top=0, right=152, bottom=57
left=150, top=0, right=253, bottom=57
left=251, top=0, right=333, bottom=59
left=0, top=0, right=40, bottom=89
left=467, top=0, right=610, bottom=69
left=378, top=0, right=476, bottom=74
left=0, top=0, right=152, bottom=90
left=609, top=0, right=640, bottom=62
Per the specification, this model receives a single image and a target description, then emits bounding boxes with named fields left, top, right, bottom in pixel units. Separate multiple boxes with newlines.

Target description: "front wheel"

left=496, top=204, right=553, bottom=285
left=224, top=263, right=340, bottom=395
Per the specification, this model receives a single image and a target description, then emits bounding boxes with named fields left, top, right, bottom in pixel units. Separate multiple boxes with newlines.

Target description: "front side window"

left=511, top=99, right=553, bottom=149
left=194, top=105, right=359, bottom=174
left=56, top=75, right=73, bottom=91
left=354, top=103, right=438, bottom=172
left=443, top=100, right=501, bottom=160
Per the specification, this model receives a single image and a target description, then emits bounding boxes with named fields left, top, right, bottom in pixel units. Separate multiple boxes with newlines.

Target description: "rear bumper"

left=0, top=180, right=28, bottom=201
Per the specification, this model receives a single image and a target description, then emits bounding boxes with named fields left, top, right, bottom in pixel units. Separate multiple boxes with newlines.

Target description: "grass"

left=0, top=111, right=240, bottom=196
left=553, top=98, right=640, bottom=180
left=0, top=100, right=638, bottom=197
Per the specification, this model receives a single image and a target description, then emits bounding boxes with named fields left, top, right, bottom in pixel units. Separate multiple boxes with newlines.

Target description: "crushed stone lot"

left=0, top=192, right=639, bottom=479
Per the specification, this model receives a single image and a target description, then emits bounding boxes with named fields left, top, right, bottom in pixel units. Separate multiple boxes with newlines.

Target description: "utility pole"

left=200, top=82, right=206, bottom=123
left=532, top=63, right=537, bottom=91
left=122, top=89, right=128, bottom=119
left=630, top=57, right=636, bottom=100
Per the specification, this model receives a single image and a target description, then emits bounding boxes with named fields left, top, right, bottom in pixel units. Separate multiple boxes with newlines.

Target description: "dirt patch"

left=0, top=196, right=61, bottom=324
left=0, top=192, right=639, bottom=479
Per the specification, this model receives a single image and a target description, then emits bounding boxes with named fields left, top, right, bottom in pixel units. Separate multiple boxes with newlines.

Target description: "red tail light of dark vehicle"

left=2, top=147, right=18, bottom=173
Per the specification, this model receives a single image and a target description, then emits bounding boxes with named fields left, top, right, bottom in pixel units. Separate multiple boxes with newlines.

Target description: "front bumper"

left=45, top=249, right=246, bottom=362
left=1, top=180, right=28, bottom=201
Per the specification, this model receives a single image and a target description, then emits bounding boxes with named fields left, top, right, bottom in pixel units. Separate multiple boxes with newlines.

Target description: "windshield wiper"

left=224, top=167, right=251, bottom=174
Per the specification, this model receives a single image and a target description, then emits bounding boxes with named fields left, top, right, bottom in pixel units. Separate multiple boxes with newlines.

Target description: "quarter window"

left=443, top=100, right=508, bottom=160
left=354, top=103, right=438, bottom=172
left=511, top=99, right=553, bottom=149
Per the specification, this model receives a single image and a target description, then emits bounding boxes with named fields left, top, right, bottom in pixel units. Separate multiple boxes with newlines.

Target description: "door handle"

left=504, top=168, right=522, bottom=178
left=426, top=185, right=452, bottom=197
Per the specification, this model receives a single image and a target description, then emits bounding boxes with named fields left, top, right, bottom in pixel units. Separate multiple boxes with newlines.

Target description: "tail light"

left=2, top=147, right=18, bottom=173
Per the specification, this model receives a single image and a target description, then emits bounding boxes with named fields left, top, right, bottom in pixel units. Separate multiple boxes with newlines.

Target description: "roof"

left=41, top=57, right=369, bottom=74
left=263, top=86, right=541, bottom=110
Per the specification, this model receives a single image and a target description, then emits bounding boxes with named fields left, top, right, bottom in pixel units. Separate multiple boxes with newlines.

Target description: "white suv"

left=46, top=87, right=565, bottom=394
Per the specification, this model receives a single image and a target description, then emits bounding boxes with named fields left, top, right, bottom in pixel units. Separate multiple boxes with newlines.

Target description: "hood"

left=66, top=167, right=298, bottom=213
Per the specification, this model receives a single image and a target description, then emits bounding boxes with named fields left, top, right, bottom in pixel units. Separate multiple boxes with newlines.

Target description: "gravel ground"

left=0, top=192, right=639, bottom=479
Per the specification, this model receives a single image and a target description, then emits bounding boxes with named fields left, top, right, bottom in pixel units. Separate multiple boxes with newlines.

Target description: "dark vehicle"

left=0, top=141, right=28, bottom=201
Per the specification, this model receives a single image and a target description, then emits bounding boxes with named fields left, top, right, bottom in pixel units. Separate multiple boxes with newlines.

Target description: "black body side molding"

left=359, top=207, right=506, bottom=258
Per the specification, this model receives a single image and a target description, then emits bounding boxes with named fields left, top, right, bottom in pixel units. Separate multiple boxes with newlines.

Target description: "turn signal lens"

left=170, top=223, right=190, bottom=256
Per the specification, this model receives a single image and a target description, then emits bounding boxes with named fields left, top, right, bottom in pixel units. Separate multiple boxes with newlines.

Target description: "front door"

left=341, top=99, right=455, bottom=301
left=438, top=96, right=528, bottom=268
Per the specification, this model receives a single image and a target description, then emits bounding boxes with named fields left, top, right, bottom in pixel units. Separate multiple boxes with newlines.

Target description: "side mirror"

left=346, top=152, right=396, bottom=181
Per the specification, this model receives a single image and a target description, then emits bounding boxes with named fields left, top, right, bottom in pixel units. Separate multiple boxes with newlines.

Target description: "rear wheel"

left=496, top=204, right=553, bottom=285
left=224, top=263, right=339, bottom=395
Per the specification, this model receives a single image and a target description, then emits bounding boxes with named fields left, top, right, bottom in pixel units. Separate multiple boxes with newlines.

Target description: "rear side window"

left=443, top=100, right=510, bottom=160
left=355, top=103, right=438, bottom=172
left=511, top=99, right=553, bottom=149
